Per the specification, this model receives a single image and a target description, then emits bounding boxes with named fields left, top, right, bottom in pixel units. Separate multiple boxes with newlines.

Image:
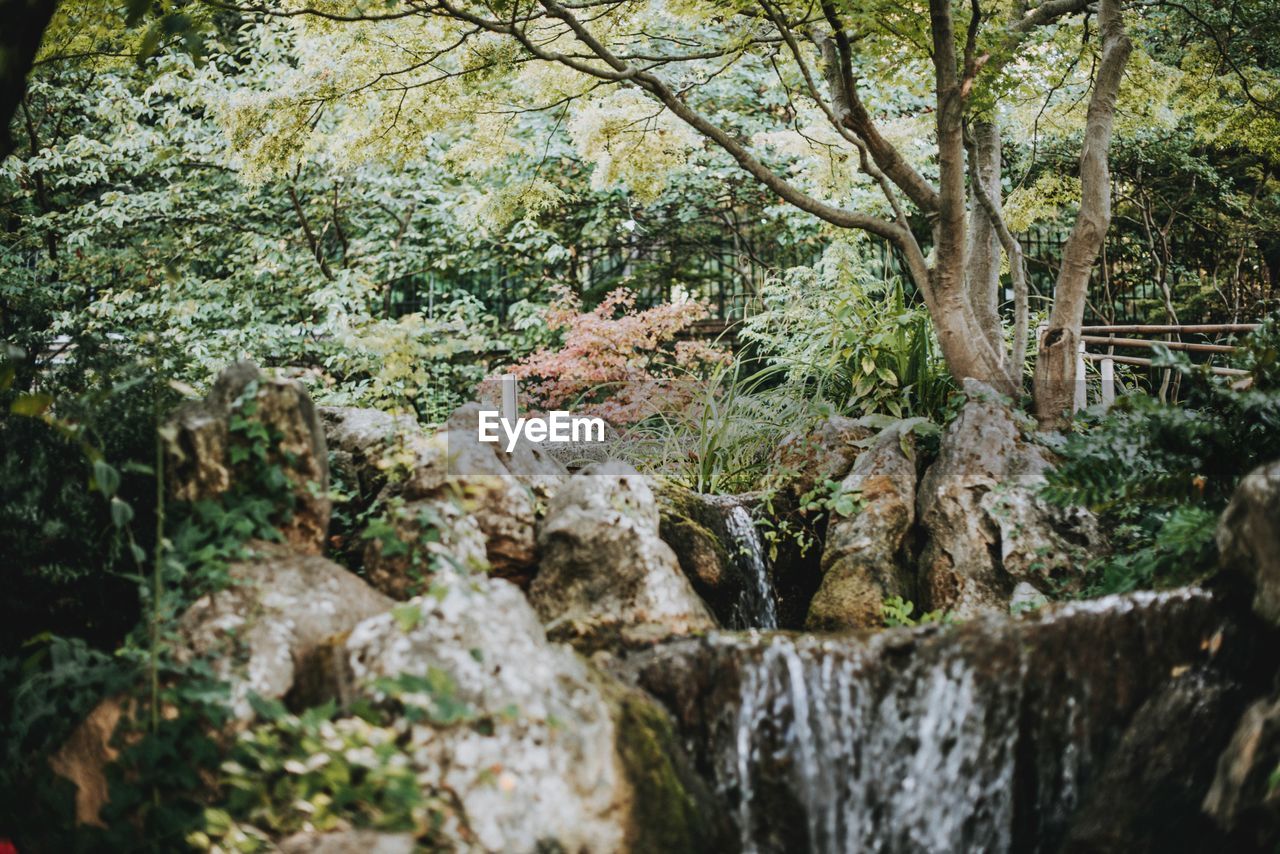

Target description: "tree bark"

left=1032, top=0, right=1132, bottom=425
left=967, top=119, right=1003, bottom=356
left=928, top=0, right=1018, bottom=395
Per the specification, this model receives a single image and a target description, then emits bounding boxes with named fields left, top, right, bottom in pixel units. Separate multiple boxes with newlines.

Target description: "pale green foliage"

left=568, top=87, right=700, bottom=202
left=742, top=239, right=952, bottom=419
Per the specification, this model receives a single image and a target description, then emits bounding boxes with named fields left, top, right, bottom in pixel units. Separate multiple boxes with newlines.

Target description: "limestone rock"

left=1217, top=460, right=1280, bottom=626
left=1062, top=668, right=1244, bottom=853
left=358, top=496, right=489, bottom=599
left=769, top=415, right=873, bottom=503
left=164, top=361, right=330, bottom=554
left=1203, top=691, right=1280, bottom=847
left=654, top=483, right=777, bottom=628
left=532, top=461, right=716, bottom=649
left=806, top=423, right=920, bottom=631
left=176, top=541, right=393, bottom=721
left=318, top=405, right=422, bottom=510
left=278, top=830, right=416, bottom=854
left=916, top=379, right=1102, bottom=617
left=342, top=572, right=729, bottom=852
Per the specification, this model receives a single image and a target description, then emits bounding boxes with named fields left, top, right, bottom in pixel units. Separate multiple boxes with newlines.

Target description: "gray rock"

left=319, top=402, right=570, bottom=587
left=318, top=405, right=422, bottom=508
left=176, top=540, right=393, bottom=721
left=278, top=830, right=416, bottom=854
left=654, top=483, right=776, bottom=628
left=342, top=571, right=729, bottom=852
left=1062, top=668, right=1244, bottom=853
left=916, top=379, right=1102, bottom=617
left=532, top=461, right=716, bottom=649
left=806, top=423, right=920, bottom=631
left=358, top=496, right=490, bottom=599
left=1217, top=460, right=1280, bottom=626
left=164, top=360, right=330, bottom=554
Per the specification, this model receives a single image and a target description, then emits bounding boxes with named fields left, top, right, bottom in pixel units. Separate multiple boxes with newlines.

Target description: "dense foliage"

left=1045, top=318, right=1280, bottom=593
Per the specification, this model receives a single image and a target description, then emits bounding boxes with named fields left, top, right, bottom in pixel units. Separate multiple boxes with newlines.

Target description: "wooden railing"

left=1063, top=323, right=1259, bottom=411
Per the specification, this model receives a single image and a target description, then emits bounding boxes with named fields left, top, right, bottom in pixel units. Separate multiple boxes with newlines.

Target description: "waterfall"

left=632, top=588, right=1244, bottom=854
left=705, top=495, right=777, bottom=630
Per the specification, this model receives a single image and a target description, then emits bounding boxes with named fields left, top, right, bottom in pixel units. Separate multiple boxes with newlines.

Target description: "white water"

left=721, top=635, right=1025, bottom=853
left=706, top=496, right=778, bottom=630
left=671, top=590, right=1220, bottom=854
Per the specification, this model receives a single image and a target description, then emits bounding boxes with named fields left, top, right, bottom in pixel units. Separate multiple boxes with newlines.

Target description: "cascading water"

left=703, top=495, right=777, bottom=630
left=632, top=588, right=1251, bottom=854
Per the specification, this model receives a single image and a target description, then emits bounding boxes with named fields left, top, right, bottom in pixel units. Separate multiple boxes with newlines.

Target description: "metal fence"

left=387, top=227, right=1273, bottom=330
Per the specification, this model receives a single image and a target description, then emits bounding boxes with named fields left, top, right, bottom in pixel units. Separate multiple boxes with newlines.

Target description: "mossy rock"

left=606, top=678, right=738, bottom=853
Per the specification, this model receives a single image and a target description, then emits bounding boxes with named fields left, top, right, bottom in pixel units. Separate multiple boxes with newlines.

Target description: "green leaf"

left=111, top=496, right=135, bottom=528
left=93, top=459, right=122, bottom=498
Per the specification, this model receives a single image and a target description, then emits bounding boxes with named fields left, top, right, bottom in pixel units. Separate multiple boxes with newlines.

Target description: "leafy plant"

left=1043, top=316, right=1280, bottom=593
left=881, top=596, right=951, bottom=628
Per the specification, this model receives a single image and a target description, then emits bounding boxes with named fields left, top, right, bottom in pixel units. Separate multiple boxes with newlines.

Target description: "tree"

left=211, top=0, right=1135, bottom=423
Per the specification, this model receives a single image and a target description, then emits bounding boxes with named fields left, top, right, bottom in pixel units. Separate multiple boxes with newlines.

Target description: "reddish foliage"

left=487, top=286, right=729, bottom=424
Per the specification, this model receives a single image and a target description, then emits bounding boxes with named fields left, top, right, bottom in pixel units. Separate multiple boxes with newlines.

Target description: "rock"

left=1010, top=581, right=1049, bottom=612
left=397, top=414, right=567, bottom=586
left=444, top=401, right=572, bottom=491
left=916, top=379, right=1102, bottom=617
left=655, top=484, right=777, bottom=628
left=769, top=415, right=873, bottom=503
left=278, top=830, right=417, bottom=854
left=320, top=403, right=570, bottom=586
left=628, top=587, right=1259, bottom=853
left=47, top=696, right=130, bottom=827
left=806, top=423, right=920, bottom=631
left=655, top=482, right=732, bottom=598
left=1203, top=691, right=1280, bottom=846
left=164, top=361, right=330, bottom=554
left=340, top=571, right=730, bottom=853
left=1061, top=667, right=1245, bottom=853
left=531, top=462, right=716, bottom=649
left=176, top=541, right=393, bottom=721
left=358, top=496, right=489, bottom=599
left=318, top=406, right=422, bottom=510
left=1217, top=459, right=1280, bottom=626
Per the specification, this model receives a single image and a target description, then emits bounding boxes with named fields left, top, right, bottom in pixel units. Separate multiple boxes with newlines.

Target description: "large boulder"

left=655, top=484, right=776, bottom=628
left=1217, top=459, right=1280, bottom=626
left=319, top=406, right=422, bottom=511
left=768, top=414, right=874, bottom=504
left=1061, top=667, right=1246, bottom=853
left=164, top=361, right=330, bottom=554
left=1203, top=691, right=1280, bottom=847
left=531, top=462, right=716, bottom=649
left=176, top=541, right=393, bottom=722
left=806, top=423, right=920, bottom=631
left=916, top=379, right=1102, bottom=617
left=318, top=403, right=571, bottom=587
left=338, top=572, right=730, bottom=852
left=357, top=496, right=490, bottom=599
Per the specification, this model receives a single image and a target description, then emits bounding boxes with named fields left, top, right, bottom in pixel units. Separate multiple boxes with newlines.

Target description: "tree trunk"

left=1032, top=0, right=1132, bottom=426
left=967, top=119, right=1004, bottom=355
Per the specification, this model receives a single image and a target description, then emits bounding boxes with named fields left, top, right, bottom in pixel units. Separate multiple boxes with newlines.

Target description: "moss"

left=611, top=684, right=736, bottom=853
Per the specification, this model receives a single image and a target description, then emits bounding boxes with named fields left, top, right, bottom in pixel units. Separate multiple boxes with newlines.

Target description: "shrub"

left=493, top=285, right=729, bottom=425
left=1043, top=315, right=1280, bottom=594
